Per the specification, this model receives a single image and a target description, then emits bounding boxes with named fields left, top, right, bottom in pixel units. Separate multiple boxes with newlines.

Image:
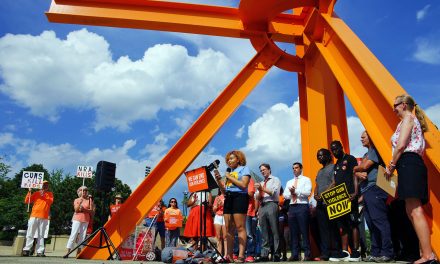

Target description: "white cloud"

left=241, top=99, right=366, bottom=169
left=0, top=132, right=147, bottom=189
left=235, top=125, right=245, bottom=138
left=347, top=116, right=366, bottom=158
left=242, top=101, right=301, bottom=170
left=0, top=30, right=111, bottom=122
left=416, top=4, right=431, bottom=21
left=426, top=103, right=440, bottom=128
left=413, top=37, right=440, bottom=65
left=0, top=133, right=15, bottom=148
left=0, top=29, right=236, bottom=131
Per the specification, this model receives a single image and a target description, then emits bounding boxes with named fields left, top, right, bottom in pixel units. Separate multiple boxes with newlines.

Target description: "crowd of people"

left=180, top=95, right=437, bottom=264
left=19, top=94, right=438, bottom=264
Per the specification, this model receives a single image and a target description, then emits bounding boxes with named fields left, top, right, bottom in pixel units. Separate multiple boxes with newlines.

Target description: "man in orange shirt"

left=109, top=194, right=123, bottom=219
left=22, top=180, right=54, bottom=257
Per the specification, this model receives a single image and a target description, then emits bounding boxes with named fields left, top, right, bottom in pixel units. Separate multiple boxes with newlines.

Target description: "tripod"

left=64, top=226, right=120, bottom=260
left=194, top=191, right=224, bottom=262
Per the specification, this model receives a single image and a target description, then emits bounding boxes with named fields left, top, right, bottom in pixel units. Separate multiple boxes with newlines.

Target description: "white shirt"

left=283, top=174, right=312, bottom=205
left=255, top=175, right=281, bottom=203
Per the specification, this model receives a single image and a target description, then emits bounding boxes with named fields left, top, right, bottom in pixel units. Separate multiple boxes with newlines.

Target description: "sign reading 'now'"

left=321, top=183, right=351, bottom=220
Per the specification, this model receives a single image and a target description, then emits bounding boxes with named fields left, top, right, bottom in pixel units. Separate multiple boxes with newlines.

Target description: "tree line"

left=0, top=158, right=131, bottom=241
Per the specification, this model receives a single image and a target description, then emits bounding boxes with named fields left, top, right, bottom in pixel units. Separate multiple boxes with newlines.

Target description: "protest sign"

left=321, top=183, right=351, bottom=220
left=21, top=171, right=44, bottom=189
left=76, top=166, right=94, bottom=178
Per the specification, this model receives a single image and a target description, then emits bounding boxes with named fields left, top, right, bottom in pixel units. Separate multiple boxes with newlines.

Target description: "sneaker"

left=245, top=256, right=255, bottom=263
left=258, top=256, right=270, bottom=262
left=233, top=255, right=238, bottom=261
left=363, top=255, right=377, bottom=262
left=216, top=256, right=227, bottom=263
left=374, top=256, right=395, bottom=263
left=36, top=253, right=46, bottom=257
left=22, top=250, right=30, bottom=257
left=348, top=250, right=361, bottom=262
left=288, top=256, right=300, bottom=261
left=329, top=250, right=350, bottom=262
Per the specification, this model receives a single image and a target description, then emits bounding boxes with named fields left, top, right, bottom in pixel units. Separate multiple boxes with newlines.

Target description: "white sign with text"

left=76, top=166, right=94, bottom=178
left=21, top=171, right=45, bottom=189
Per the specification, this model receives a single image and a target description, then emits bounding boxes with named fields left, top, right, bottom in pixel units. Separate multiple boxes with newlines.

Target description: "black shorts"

left=333, top=199, right=359, bottom=235
left=223, top=192, right=248, bottom=214
left=397, top=152, right=428, bottom=205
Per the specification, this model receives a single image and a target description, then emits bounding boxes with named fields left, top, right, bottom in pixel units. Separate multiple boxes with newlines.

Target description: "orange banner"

left=185, top=167, right=209, bottom=192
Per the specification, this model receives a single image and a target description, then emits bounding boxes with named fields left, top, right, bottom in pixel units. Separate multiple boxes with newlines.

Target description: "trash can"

left=12, top=230, right=27, bottom=256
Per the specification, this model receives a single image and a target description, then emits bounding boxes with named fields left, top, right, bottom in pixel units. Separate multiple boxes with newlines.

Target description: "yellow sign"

left=321, top=183, right=351, bottom=220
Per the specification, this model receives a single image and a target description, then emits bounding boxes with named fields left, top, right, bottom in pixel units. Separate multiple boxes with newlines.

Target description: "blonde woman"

left=66, top=186, right=94, bottom=256
left=385, top=95, right=436, bottom=264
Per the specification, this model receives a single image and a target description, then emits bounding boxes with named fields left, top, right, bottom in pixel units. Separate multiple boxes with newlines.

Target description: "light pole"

left=145, top=166, right=151, bottom=177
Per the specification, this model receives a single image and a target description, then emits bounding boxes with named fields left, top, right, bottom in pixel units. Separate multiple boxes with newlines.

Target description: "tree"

left=0, top=156, right=11, bottom=179
left=0, top=157, right=12, bottom=198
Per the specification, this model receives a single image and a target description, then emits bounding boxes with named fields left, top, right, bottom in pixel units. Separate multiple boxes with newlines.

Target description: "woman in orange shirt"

left=164, top=198, right=182, bottom=247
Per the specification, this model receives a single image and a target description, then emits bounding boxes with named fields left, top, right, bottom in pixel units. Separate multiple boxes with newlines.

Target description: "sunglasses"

left=170, top=200, right=177, bottom=203
left=393, top=102, right=404, bottom=108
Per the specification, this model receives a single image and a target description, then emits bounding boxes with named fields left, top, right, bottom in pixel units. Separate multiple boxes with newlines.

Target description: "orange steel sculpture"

left=46, top=0, right=440, bottom=259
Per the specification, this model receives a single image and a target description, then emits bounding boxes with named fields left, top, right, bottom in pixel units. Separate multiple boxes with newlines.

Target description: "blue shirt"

left=225, top=166, right=250, bottom=194
left=360, top=145, right=383, bottom=194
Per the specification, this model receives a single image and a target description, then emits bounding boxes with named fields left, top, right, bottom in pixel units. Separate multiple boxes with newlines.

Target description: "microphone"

left=207, top=160, right=220, bottom=171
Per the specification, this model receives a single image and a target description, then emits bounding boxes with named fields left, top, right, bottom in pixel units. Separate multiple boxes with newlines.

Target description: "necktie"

left=263, top=178, right=270, bottom=197
left=292, top=177, right=298, bottom=204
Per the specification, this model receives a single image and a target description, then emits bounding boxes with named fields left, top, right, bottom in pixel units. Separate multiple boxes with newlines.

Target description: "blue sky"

left=1, top=1, right=439, bottom=204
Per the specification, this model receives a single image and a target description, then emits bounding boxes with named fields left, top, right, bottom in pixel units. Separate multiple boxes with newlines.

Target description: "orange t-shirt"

left=164, top=207, right=183, bottom=230
left=147, top=205, right=166, bottom=222
left=247, top=178, right=256, bottom=217
left=25, top=191, right=53, bottom=219
left=213, top=195, right=225, bottom=216
left=110, top=204, right=122, bottom=216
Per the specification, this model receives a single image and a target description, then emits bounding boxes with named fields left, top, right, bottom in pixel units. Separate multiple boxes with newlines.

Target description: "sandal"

left=234, top=257, right=245, bottom=263
left=413, top=253, right=439, bottom=264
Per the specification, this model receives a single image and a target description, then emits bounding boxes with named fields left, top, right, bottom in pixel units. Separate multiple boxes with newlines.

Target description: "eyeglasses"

left=393, top=102, right=404, bottom=108
left=170, top=201, right=177, bottom=203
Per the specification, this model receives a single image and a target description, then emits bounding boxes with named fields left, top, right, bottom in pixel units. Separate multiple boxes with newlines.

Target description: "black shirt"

left=333, top=154, right=357, bottom=194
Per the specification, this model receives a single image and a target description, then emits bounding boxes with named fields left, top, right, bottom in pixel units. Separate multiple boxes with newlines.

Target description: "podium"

left=185, top=166, right=218, bottom=193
